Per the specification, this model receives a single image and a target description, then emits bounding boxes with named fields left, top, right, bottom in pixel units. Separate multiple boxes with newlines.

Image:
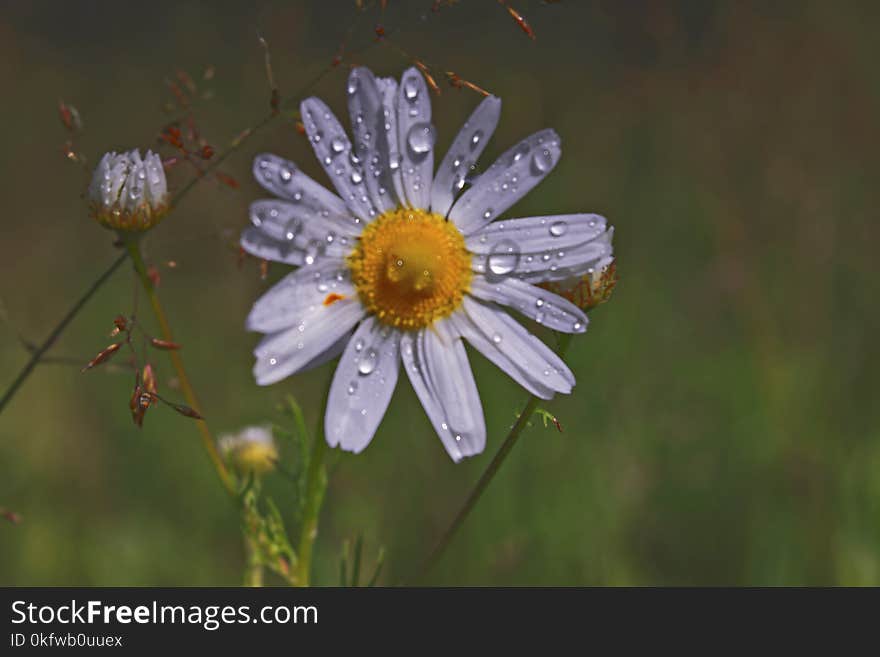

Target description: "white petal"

left=377, top=77, right=407, bottom=208
left=298, top=331, right=351, bottom=374
left=300, top=97, right=376, bottom=222
left=396, top=67, right=434, bottom=210
left=466, top=213, right=607, bottom=254
left=248, top=199, right=354, bottom=261
left=477, top=226, right=614, bottom=284
left=252, top=154, right=354, bottom=225
left=346, top=68, right=399, bottom=213
left=240, top=226, right=305, bottom=266
left=462, top=296, right=574, bottom=394
left=430, top=95, right=501, bottom=218
left=449, top=129, right=562, bottom=235
left=253, top=299, right=365, bottom=386
left=401, top=321, right=485, bottom=462
left=448, top=311, right=556, bottom=399
left=325, top=317, right=401, bottom=453
left=245, top=259, right=353, bottom=333
left=469, top=276, right=587, bottom=334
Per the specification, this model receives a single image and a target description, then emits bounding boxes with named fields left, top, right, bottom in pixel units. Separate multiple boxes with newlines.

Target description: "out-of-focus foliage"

left=1, top=0, right=878, bottom=585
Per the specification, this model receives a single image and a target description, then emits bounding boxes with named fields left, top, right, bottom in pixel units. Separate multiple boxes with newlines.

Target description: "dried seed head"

left=88, top=149, right=169, bottom=232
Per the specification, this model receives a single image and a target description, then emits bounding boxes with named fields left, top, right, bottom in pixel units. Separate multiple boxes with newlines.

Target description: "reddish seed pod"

left=150, top=338, right=182, bottom=351
left=200, top=145, right=215, bottom=160
left=215, top=172, right=240, bottom=189
left=82, top=342, right=123, bottom=372
left=147, top=265, right=161, bottom=288
left=141, top=363, right=158, bottom=395
left=374, top=24, right=385, bottom=38
left=170, top=403, right=204, bottom=420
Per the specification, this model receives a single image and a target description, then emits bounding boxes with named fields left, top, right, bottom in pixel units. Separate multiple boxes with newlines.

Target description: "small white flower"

left=218, top=425, right=278, bottom=474
left=88, top=149, right=169, bottom=231
left=242, top=67, right=615, bottom=462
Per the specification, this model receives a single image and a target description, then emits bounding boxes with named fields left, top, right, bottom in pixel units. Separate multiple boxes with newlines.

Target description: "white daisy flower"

left=88, top=149, right=169, bottom=231
left=242, top=67, right=614, bottom=462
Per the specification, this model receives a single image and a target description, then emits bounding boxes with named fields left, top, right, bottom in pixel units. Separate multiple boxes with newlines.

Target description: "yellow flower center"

left=347, top=207, right=472, bottom=330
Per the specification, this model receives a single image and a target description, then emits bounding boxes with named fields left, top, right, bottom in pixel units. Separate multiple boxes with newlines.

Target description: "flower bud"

left=540, top=260, right=617, bottom=312
left=88, top=149, right=169, bottom=231
left=218, top=426, right=279, bottom=476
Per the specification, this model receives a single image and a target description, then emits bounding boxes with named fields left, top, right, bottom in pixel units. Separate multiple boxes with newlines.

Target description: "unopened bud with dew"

left=218, top=426, right=279, bottom=476
left=88, top=150, right=169, bottom=232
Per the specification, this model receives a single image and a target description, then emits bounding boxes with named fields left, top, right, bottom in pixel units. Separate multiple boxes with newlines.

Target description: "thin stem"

left=296, top=408, right=329, bottom=587
left=417, top=332, right=575, bottom=581
left=243, top=534, right=265, bottom=587
left=125, top=238, right=236, bottom=496
left=0, top=252, right=128, bottom=416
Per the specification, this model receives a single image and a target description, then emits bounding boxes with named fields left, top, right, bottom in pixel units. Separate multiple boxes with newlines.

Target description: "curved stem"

left=0, top=252, right=128, bottom=416
left=125, top=238, right=236, bottom=496
left=417, top=333, right=575, bottom=581
left=296, top=406, right=329, bottom=587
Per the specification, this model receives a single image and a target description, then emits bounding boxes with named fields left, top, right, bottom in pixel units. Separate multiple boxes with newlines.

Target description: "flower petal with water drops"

left=253, top=298, right=365, bottom=386
left=248, top=199, right=356, bottom=260
left=462, top=296, right=574, bottom=394
left=325, top=317, right=401, bottom=454
left=469, top=276, right=588, bottom=334
left=377, top=77, right=407, bottom=209
left=300, top=97, right=376, bottom=223
left=346, top=68, right=399, bottom=214
left=448, top=311, right=556, bottom=400
left=400, top=321, right=485, bottom=462
left=246, top=260, right=354, bottom=333
left=396, top=67, right=435, bottom=210
left=477, top=226, right=614, bottom=285
left=252, top=153, right=355, bottom=225
left=466, top=213, right=608, bottom=255
left=430, top=95, right=501, bottom=218
left=449, top=129, right=562, bottom=235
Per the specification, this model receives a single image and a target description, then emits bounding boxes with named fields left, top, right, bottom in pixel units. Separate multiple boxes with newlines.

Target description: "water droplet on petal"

left=487, top=239, right=520, bottom=277
left=358, top=348, right=379, bottom=375
left=404, top=78, right=419, bottom=101
left=549, top=220, right=567, bottom=237
left=470, top=130, right=483, bottom=150
left=331, top=138, right=345, bottom=154
left=531, top=148, right=553, bottom=174
left=406, top=123, right=436, bottom=155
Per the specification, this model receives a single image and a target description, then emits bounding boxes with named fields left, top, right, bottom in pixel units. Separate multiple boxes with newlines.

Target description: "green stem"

left=243, top=534, right=264, bottom=587
left=0, top=252, right=128, bottom=416
left=296, top=412, right=329, bottom=587
left=417, top=332, right=575, bottom=581
left=125, top=238, right=236, bottom=496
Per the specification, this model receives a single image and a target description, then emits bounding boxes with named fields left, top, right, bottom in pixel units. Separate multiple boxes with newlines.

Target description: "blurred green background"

left=1, top=0, right=878, bottom=586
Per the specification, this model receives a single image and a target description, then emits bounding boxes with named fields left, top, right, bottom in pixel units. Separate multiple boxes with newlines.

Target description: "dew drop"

left=549, top=220, right=567, bottom=237
left=406, top=123, right=436, bottom=155
left=347, top=380, right=359, bottom=395
left=487, top=239, right=520, bottom=277
left=347, top=77, right=359, bottom=95
left=404, top=78, right=419, bottom=101
left=470, top=130, right=483, bottom=150
left=492, top=333, right=503, bottom=344
left=531, top=148, right=553, bottom=174
left=358, top=349, right=378, bottom=375
left=331, top=138, right=345, bottom=154
left=350, top=170, right=363, bottom=184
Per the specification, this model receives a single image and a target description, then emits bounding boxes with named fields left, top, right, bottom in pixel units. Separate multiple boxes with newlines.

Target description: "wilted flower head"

left=218, top=426, right=278, bottom=475
left=88, top=149, right=169, bottom=232
left=241, top=67, right=615, bottom=462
